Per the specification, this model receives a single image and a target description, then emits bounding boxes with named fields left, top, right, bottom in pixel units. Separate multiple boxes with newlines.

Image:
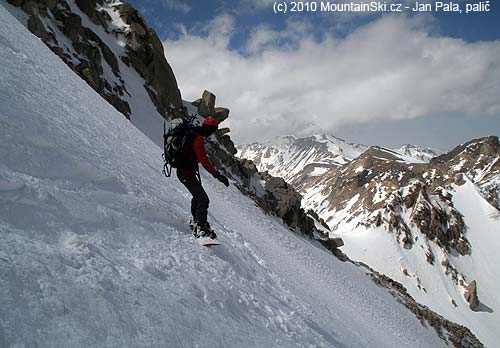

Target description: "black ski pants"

left=177, top=170, right=209, bottom=225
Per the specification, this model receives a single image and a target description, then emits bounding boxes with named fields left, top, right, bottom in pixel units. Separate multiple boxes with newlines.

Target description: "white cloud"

left=163, top=14, right=500, bottom=144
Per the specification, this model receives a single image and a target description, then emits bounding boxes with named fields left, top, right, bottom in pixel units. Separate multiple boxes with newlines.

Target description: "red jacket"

left=178, top=135, right=216, bottom=175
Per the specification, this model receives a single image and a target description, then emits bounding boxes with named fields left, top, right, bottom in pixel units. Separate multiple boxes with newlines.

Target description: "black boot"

left=193, top=221, right=217, bottom=239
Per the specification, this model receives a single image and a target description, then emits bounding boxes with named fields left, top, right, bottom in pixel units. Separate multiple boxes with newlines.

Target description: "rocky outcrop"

left=464, top=280, right=479, bottom=310
left=114, top=2, right=182, bottom=114
left=193, top=90, right=230, bottom=122
left=320, top=237, right=345, bottom=259
left=213, top=107, right=229, bottom=123
left=8, top=0, right=182, bottom=119
left=197, top=90, right=216, bottom=117
left=431, top=136, right=500, bottom=210
left=216, top=127, right=230, bottom=136
left=9, top=0, right=130, bottom=117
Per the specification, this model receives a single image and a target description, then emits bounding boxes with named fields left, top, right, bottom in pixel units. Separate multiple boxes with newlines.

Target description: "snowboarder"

left=176, top=117, right=229, bottom=239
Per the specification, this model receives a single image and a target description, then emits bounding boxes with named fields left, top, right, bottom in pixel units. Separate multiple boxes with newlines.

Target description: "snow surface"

left=0, top=5, right=450, bottom=348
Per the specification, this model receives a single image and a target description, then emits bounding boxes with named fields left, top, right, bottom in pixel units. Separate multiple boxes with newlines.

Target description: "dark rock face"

left=321, top=237, right=344, bottom=252
left=213, top=107, right=229, bottom=123
left=10, top=0, right=182, bottom=120
left=7, top=0, right=23, bottom=6
left=216, top=127, right=230, bottom=136
left=27, top=14, right=48, bottom=41
left=114, top=2, right=182, bottom=114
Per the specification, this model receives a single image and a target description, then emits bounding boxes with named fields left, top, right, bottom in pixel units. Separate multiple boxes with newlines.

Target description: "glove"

left=213, top=171, right=229, bottom=187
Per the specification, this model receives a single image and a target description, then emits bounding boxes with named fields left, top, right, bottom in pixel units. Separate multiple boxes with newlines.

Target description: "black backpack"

left=163, top=116, right=199, bottom=177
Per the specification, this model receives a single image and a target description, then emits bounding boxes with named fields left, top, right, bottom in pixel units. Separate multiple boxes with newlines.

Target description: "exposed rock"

left=27, top=14, right=49, bottom=41
left=75, top=0, right=101, bottom=24
left=241, top=136, right=500, bottom=270
left=307, top=209, right=331, bottom=231
left=464, top=280, right=479, bottom=310
left=115, top=2, right=142, bottom=24
left=454, top=173, right=466, bottom=185
left=216, top=128, right=230, bottom=136
left=198, top=90, right=216, bottom=117
left=63, top=13, right=84, bottom=43
left=263, top=176, right=302, bottom=217
left=213, top=107, right=229, bottom=123
left=426, top=248, right=435, bottom=265
left=22, top=1, right=39, bottom=16
left=84, top=28, right=120, bottom=76
left=9, top=0, right=181, bottom=119
left=74, top=41, right=101, bottom=69
left=191, top=98, right=202, bottom=107
left=332, top=237, right=344, bottom=247
left=7, top=0, right=23, bottom=7
left=104, top=93, right=131, bottom=119
left=114, top=2, right=182, bottom=113
left=320, top=238, right=344, bottom=255
left=39, top=0, right=58, bottom=12
left=96, top=9, right=111, bottom=29
left=129, top=22, right=147, bottom=37
left=78, top=64, right=102, bottom=91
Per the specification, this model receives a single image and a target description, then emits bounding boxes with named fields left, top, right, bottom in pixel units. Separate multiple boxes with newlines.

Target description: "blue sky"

left=127, top=0, right=500, bottom=149
left=130, top=0, right=500, bottom=44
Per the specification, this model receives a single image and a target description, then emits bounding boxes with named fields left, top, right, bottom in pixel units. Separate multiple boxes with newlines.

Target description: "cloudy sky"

left=128, top=0, right=500, bottom=150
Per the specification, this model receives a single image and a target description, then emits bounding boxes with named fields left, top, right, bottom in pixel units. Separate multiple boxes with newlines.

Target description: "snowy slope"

left=0, top=5, right=456, bottom=348
left=335, top=179, right=500, bottom=347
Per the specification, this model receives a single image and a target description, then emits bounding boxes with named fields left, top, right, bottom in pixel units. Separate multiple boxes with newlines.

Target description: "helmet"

left=202, top=117, right=219, bottom=127
left=200, top=117, right=218, bottom=136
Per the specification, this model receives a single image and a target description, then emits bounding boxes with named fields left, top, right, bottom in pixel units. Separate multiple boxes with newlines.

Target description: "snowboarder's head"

left=200, top=117, right=218, bottom=136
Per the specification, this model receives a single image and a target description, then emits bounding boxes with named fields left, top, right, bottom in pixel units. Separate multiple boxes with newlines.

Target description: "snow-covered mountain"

left=395, top=144, right=441, bottom=163
left=238, top=135, right=366, bottom=180
left=0, top=3, right=484, bottom=347
left=238, top=135, right=439, bottom=190
left=238, top=136, right=500, bottom=346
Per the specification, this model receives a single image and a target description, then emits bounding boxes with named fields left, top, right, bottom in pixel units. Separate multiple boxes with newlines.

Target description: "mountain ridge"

left=238, top=133, right=500, bottom=346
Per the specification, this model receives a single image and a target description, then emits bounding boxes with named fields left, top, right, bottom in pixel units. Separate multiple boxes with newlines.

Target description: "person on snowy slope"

left=176, top=117, right=229, bottom=239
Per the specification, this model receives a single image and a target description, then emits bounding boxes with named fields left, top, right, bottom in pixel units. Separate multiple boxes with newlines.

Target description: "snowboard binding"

left=190, top=219, right=217, bottom=240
